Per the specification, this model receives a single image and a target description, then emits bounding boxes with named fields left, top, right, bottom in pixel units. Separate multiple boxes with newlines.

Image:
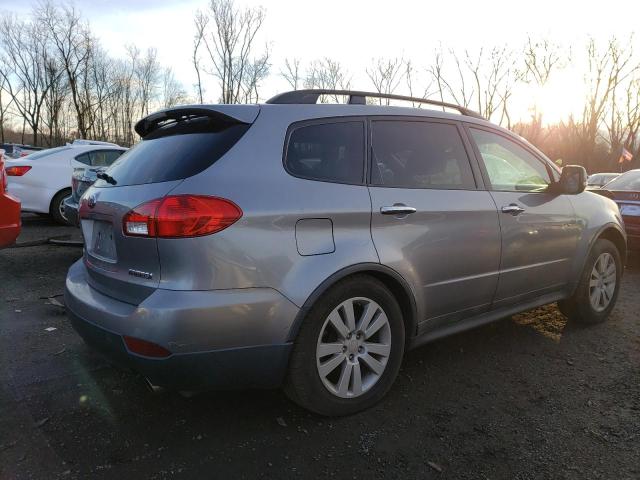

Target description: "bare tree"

left=366, top=57, right=405, bottom=104
left=281, top=57, right=301, bottom=90
left=0, top=67, right=15, bottom=142
left=161, top=67, right=188, bottom=108
left=197, top=0, right=268, bottom=103
left=404, top=60, right=433, bottom=107
left=580, top=37, right=639, bottom=170
left=193, top=10, right=208, bottom=103
left=136, top=48, right=160, bottom=117
left=304, top=58, right=351, bottom=102
left=0, top=14, right=56, bottom=145
left=428, top=46, right=518, bottom=123
left=38, top=2, right=94, bottom=139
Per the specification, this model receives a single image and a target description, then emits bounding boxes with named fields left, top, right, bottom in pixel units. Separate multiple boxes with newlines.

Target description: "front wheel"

left=285, top=275, right=405, bottom=416
left=558, top=239, right=622, bottom=325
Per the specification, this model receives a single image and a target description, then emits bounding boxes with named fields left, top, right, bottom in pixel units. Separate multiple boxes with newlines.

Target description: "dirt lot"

left=1, top=215, right=639, bottom=479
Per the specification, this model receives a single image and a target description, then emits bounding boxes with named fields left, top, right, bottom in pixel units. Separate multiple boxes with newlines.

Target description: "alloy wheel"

left=589, top=252, right=617, bottom=312
left=315, top=297, right=391, bottom=398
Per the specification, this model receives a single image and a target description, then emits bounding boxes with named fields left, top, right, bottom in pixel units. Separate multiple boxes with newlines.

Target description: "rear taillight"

left=123, top=195, right=242, bottom=238
left=5, top=165, right=31, bottom=176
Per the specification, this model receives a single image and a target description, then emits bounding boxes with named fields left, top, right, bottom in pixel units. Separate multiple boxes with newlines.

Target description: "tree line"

left=1, top=0, right=639, bottom=173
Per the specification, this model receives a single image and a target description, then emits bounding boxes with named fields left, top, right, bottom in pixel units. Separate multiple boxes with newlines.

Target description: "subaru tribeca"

left=65, top=90, right=626, bottom=416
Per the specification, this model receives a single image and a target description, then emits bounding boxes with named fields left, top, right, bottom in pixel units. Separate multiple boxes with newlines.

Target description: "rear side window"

left=371, top=121, right=475, bottom=189
left=285, top=121, right=365, bottom=184
left=101, top=121, right=250, bottom=187
left=90, top=149, right=123, bottom=167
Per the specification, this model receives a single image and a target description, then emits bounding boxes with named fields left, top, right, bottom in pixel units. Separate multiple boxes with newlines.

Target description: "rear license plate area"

left=83, top=219, right=117, bottom=263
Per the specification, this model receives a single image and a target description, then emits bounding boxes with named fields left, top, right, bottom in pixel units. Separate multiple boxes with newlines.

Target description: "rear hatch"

left=79, top=105, right=258, bottom=305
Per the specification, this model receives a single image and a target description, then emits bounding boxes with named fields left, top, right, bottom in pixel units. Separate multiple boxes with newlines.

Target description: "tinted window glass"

left=285, top=121, right=364, bottom=184
left=75, top=153, right=91, bottom=165
left=603, top=170, right=640, bottom=191
left=470, top=128, right=551, bottom=192
left=90, top=150, right=123, bottom=167
left=371, top=121, right=475, bottom=189
left=101, top=124, right=249, bottom=187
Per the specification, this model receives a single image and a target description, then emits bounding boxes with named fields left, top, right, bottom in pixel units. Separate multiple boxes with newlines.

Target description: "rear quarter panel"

left=157, top=106, right=380, bottom=308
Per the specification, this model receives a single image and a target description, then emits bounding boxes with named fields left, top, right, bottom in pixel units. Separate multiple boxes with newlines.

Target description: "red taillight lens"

left=123, top=336, right=172, bottom=358
left=123, top=195, right=242, bottom=238
left=5, top=165, right=31, bottom=176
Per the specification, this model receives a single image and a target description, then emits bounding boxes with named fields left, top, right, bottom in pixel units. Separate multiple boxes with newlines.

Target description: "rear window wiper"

left=96, top=171, right=117, bottom=185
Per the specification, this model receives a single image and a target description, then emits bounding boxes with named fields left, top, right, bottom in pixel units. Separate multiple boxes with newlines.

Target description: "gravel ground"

left=1, top=214, right=639, bottom=479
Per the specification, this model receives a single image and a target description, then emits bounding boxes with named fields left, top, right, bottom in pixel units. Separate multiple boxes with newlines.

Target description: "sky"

left=1, top=0, right=639, bottom=123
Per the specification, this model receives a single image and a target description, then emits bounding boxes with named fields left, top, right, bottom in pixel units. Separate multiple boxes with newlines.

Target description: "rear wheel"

left=558, top=239, right=622, bottom=325
left=285, top=276, right=405, bottom=416
left=50, top=189, right=72, bottom=226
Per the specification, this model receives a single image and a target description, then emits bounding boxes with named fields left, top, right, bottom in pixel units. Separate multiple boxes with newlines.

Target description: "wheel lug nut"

left=358, top=346, right=364, bottom=353
left=349, top=354, right=354, bottom=361
left=342, top=346, right=347, bottom=353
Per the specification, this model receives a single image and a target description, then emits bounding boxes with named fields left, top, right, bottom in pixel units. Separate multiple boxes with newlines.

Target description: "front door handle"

left=380, top=205, right=417, bottom=215
left=501, top=204, right=525, bottom=216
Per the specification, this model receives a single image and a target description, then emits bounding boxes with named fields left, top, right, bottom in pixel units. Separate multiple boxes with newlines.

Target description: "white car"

left=4, top=140, right=126, bottom=224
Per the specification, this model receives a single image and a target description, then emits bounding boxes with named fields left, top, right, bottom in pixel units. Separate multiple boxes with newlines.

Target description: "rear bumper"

left=63, top=197, right=79, bottom=227
left=64, top=260, right=298, bottom=390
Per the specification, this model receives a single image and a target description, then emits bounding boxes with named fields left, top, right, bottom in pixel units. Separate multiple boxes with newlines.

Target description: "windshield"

left=603, top=170, right=640, bottom=191
left=24, top=146, right=71, bottom=160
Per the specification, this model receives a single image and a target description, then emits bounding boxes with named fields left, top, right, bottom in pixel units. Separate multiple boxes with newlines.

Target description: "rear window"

left=99, top=121, right=249, bottom=187
left=285, top=121, right=365, bottom=184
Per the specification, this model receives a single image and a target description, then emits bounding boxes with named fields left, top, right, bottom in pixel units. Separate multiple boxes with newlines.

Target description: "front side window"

left=470, top=128, right=551, bottom=192
left=370, top=121, right=475, bottom=189
left=285, top=121, right=364, bottom=184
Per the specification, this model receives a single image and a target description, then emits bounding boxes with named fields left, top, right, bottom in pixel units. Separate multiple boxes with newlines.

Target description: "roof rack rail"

left=266, top=89, right=483, bottom=119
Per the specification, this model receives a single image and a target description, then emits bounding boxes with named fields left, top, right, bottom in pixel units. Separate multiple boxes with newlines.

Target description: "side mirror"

left=558, top=165, right=587, bottom=194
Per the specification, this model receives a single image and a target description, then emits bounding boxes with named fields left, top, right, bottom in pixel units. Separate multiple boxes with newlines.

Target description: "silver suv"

left=65, top=90, right=626, bottom=416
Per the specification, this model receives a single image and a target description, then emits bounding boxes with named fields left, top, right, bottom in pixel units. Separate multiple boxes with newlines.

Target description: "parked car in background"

left=0, top=143, right=44, bottom=159
left=587, top=172, right=619, bottom=190
left=0, top=149, right=21, bottom=248
left=64, top=150, right=128, bottom=226
left=4, top=140, right=126, bottom=225
left=65, top=90, right=626, bottom=416
left=596, top=169, right=640, bottom=251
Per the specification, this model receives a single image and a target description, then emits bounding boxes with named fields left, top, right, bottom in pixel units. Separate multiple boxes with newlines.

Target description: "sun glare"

left=513, top=70, right=587, bottom=126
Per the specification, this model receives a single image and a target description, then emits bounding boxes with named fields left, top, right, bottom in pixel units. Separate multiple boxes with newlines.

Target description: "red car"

left=0, top=149, right=21, bottom=248
left=598, top=169, right=640, bottom=252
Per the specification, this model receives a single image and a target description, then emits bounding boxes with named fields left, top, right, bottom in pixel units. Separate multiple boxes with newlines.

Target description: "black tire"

left=284, top=275, right=405, bottom=416
left=558, top=239, right=622, bottom=325
left=50, top=189, right=72, bottom=226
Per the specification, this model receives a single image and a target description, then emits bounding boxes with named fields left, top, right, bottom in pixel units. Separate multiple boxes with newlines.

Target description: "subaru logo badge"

left=87, top=195, right=97, bottom=208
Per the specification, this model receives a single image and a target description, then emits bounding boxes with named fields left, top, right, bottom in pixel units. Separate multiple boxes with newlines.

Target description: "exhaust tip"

left=145, top=378, right=165, bottom=394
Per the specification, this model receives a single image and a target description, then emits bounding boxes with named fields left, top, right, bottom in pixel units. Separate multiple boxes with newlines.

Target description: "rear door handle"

left=380, top=205, right=417, bottom=215
left=501, top=204, right=525, bottom=216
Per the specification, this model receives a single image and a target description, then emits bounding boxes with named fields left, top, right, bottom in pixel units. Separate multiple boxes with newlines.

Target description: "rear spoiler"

left=134, top=105, right=260, bottom=138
